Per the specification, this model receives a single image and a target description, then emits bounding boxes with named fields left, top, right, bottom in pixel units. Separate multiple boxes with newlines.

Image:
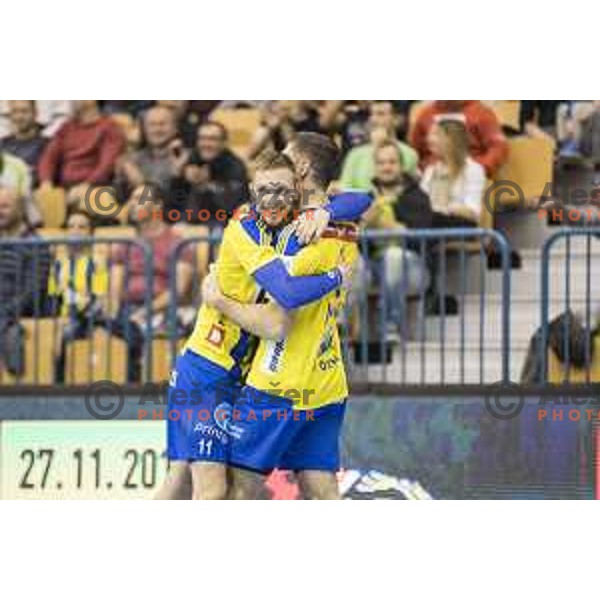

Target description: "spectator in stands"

left=419, top=117, right=486, bottom=315
left=410, top=101, right=509, bottom=178
left=520, top=100, right=562, bottom=137
left=320, top=100, right=371, bottom=153
left=0, top=101, right=72, bottom=138
left=116, top=105, right=186, bottom=197
left=0, top=187, right=50, bottom=376
left=247, top=101, right=323, bottom=160
left=167, top=121, right=248, bottom=226
left=321, top=100, right=414, bottom=154
left=111, top=192, right=194, bottom=377
left=38, top=100, right=126, bottom=205
left=0, top=148, right=40, bottom=227
left=156, top=100, right=220, bottom=148
left=556, top=101, right=593, bottom=158
left=579, top=102, right=600, bottom=165
left=339, top=101, right=419, bottom=191
left=47, top=210, right=110, bottom=382
left=357, top=141, right=431, bottom=337
left=421, top=117, right=485, bottom=227
left=1, top=101, right=46, bottom=181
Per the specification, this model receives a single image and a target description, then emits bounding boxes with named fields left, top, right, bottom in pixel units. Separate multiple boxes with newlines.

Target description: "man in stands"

left=1, top=101, right=46, bottom=181
left=409, top=100, right=509, bottom=178
left=38, top=100, right=125, bottom=203
left=167, top=121, right=248, bottom=227
left=0, top=187, right=50, bottom=376
left=339, top=101, right=419, bottom=191
left=357, top=140, right=431, bottom=337
left=117, top=105, right=185, bottom=197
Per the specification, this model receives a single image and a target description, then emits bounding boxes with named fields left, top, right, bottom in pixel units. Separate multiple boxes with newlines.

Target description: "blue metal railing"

left=168, top=227, right=512, bottom=387
left=540, top=227, right=600, bottom=384
left=0, top=236, right=154, bottom=385
left=0, top=227, right=514, bottom=387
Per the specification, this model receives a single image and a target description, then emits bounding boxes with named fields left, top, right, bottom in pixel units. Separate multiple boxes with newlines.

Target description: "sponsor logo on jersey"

left=213, top=402, right=243, bottom=440
left=263, top=339, right=286, bottom=373
left=206, top=324, right=225, bottom=348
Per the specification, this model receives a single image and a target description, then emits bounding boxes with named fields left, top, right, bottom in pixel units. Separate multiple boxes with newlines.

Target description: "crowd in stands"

left=0, top=99, right=592, bottom=382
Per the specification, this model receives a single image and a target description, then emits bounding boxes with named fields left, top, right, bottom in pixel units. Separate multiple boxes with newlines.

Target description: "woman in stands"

left=421, top=116, right=485, bottom=227
left=419, top=116, right=487, bottom=315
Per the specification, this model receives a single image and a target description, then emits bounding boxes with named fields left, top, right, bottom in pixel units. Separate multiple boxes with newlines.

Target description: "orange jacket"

left=409, top=101, right=509, bottom=177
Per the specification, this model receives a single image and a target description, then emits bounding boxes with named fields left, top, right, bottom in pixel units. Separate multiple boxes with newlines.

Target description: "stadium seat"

left=38, top=227, right=65, bottom=239
left=547, top=339, right=600, bottom=383
left=63, top=329, right=128, bottom=384
left=211, top=108, right=262, bottom=155
left=94, top=226, right=135, bottom=239
left=93, top=226, right=135, bottom=260
left=175, top=225, right=211, bottom=279
left=35, top=186, right=66, bottom=228
left=0, top=319, right=58, bottom=385
left=77, top=185, right=123, bottom=222
left=496, top=136, right=555, bottom=204
left=147, top=339, right=183, bottom=383
left=484, top=101, right=521, bottom=131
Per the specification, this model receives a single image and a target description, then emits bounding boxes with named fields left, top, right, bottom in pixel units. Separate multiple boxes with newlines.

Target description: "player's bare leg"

left=297, top=470, right=340, bottom=500
left=154, top=461, right=192, bottom=500
left=227, top=467, right=263, bottom=500
left=190, top=462, right=228, bottom=500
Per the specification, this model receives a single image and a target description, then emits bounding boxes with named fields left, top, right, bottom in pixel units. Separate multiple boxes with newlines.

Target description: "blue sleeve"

left=253, top=259, right=341, bottom=311
left=325, top=191, right=373, bottom=222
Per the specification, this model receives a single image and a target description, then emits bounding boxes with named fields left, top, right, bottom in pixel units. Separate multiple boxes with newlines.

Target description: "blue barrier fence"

left=0, top=237, right=154, bottom=385
left=0, top=228, right=572, bottom=387
left=540, top=227, right=600, bottom=384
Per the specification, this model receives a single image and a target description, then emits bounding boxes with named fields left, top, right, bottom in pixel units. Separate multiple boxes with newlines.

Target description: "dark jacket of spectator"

left=38, top=115, right=125, bottom=186
left=1, top=130, right=46, bottom=180
left=409, top=100, right=509, bottom=177
left=0, top=228, right=50, bottom=322
left=168, top=148, right=248, bottom=226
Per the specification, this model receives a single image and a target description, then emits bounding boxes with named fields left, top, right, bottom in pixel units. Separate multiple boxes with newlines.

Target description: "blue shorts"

left=167, top=350, right=242, bottom=463
left=229, top=386, right=346, bottom=474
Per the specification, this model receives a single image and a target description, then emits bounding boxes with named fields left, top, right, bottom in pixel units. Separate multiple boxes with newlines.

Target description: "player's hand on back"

left=337, top=260, right=356, bottom=293
left=201, top=264, right=224, bottom=309
left=294, top=207, right=331, bottom=245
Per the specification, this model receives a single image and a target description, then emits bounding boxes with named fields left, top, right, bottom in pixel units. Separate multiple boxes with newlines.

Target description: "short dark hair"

left=292, top=132, right=339, bottom=189
left=64, top=209, right=94, bottom=230
left=199, top=120, right=228, bottom=141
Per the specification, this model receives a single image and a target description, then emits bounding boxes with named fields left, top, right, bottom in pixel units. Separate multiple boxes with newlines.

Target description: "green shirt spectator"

left=0, top=151, right=40, bottom=226
left=340, top=140, right=419, bottom=191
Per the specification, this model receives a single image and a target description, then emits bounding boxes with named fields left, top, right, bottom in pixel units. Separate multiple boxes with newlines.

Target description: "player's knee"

left=190, top=464, right=228, bottom=500
left=192, top=479, right=228, bottom=500
left=298, top=473, right=340, bottom=500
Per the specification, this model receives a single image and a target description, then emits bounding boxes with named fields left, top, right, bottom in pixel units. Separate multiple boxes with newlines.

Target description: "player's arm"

left=202, top=269, right=291, bottom=341
left=232, top=220, right=345, bottom=311
left=295, top=191, right=373, bottom=244
left=203, top=261, right=354, bottom=341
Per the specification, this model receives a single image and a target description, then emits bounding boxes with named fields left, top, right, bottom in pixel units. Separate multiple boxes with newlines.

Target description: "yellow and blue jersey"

left=246, top=223, right=359, bottom=410
left=184, top=216, right=277, bottom=376
left=48, top=253, right=109, bottom=317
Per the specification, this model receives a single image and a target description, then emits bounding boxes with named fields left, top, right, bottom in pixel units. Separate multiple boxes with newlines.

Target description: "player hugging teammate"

left=155, top=133, right=372, bottom=500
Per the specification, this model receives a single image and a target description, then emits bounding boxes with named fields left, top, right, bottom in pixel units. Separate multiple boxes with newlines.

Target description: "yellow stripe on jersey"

left=48, top=254, right=108, bottom=317
left=185, top=216, right=281, bottom=374
left=246, top=232, right=358, bottom=410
